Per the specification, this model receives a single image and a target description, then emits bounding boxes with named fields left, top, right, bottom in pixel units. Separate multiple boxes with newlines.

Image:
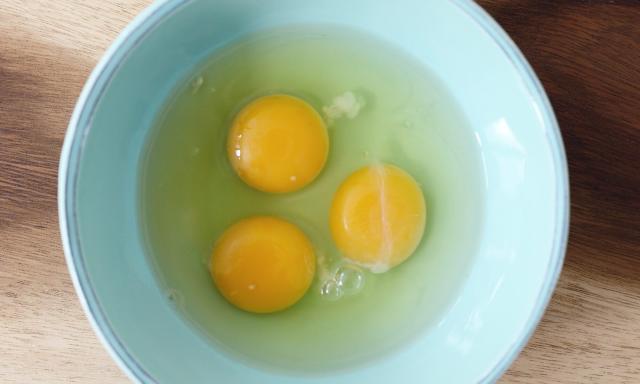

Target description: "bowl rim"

left=58, top=0, right=570, bottom=382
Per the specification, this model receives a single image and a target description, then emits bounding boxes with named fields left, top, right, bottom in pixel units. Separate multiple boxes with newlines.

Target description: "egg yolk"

left=329, top=164, right=426, bottom=273
left=210, top=216, right=316, bottom=313
left=228, top=94, right=329, bottom=193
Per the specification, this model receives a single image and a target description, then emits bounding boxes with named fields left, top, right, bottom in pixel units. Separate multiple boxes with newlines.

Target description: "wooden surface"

left=1, top=1, right=639, bottom=382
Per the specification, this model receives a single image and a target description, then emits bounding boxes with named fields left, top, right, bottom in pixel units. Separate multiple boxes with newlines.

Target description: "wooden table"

left=1, top=1, right=639, bottom=382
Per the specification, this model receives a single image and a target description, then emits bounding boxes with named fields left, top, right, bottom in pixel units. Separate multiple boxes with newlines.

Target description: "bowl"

left=58, top=0, right=569, bottom=382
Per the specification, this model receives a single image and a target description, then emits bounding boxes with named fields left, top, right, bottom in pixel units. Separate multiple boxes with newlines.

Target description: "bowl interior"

left=61, top=0, right=567, bottom=383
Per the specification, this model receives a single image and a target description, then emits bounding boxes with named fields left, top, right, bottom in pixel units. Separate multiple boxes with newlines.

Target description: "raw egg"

left=210, top=216, right=316, bottom=313
left=330, top=164, right=426, bottom=273
left=228, top=94, right=329, bottom=193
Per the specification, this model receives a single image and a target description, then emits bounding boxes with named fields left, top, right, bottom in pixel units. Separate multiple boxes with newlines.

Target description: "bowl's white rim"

left=449, top=3, right=569, bottom=382
left=58, top=0, right=570, bottom=383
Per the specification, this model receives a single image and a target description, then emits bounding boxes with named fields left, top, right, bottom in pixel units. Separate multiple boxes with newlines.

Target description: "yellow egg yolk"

left=329, top=164, right=426, bottom=273
left=210, top=216, right=316, bottom=313
left=228, top=94, right=329, bottom=193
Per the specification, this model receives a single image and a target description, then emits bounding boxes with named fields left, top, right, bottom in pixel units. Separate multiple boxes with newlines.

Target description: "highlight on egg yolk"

left=329, top=164, right=426, bottom=273
left=227, top=94, right=329, bottom=193
left=210, top=216, right=316, bottom=314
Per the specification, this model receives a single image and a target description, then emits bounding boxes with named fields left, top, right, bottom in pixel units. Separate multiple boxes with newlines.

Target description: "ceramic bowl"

left=59, top=0, right=569, bottom=382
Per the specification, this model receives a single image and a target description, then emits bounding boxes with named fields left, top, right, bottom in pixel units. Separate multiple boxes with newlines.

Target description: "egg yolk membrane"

left=330, top=164, right=426, bottom=273
left=210, top=216, right=316, bottom=314
left=228, top=94, right=329, bottom=193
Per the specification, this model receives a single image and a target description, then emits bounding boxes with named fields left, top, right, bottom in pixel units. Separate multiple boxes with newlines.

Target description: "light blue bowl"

left=58, top=0, right=569, bottom=382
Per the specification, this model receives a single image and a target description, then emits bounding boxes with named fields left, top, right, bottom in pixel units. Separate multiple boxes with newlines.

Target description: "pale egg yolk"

left=228, top=94, right=329, bottom=193
left=210, top=216, right=316, bottom=313
left=329, top=164, right=426, bottom=273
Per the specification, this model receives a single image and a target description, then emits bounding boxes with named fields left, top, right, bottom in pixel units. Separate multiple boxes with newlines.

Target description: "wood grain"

left=1, top=1, right=639, bottom=383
